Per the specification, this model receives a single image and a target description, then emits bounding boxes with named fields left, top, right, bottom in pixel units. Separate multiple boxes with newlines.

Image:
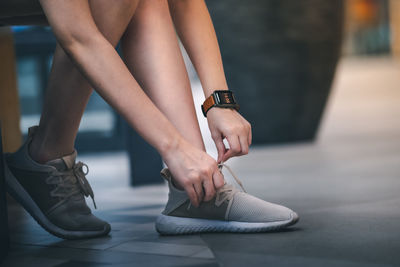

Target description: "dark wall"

left=206, top=0, right=344, bottom=144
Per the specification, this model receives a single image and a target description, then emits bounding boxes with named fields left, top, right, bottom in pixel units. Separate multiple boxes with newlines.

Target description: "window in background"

left=13, top=26, right=123, bottom=152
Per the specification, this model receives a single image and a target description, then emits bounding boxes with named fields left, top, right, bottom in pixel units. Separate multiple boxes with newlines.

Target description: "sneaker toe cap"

left=74, top=213, right=111, bottom=232
left=49, top=210, right=110, bottom=232
left=228, top=192, right=296, bottom=223
left=47, top=197, right=111, bottom=235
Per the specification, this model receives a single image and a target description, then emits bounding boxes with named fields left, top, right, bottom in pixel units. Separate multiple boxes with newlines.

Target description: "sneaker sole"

left=4, top=162, right=110, bottom=240
left=155, top=212, right=299, bottom=235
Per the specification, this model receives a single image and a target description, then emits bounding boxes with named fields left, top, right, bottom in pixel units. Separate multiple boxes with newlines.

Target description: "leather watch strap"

left=202, top=90, right=239, bottom=117
left=201, top=94, right=216, bottom=117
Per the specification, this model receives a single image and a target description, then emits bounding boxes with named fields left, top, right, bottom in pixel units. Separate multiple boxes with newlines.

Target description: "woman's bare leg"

left=36, top=0, right=224, bottom=205
left=29, top=0, right=139, bottom=163
left=121, top=0, right=205, bottom=152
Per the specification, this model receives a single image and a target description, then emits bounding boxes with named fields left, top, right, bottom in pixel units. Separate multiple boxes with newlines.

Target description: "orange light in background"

left=350, top=0, right=379, bottom=25
left=344, top=0, right=392, bottom=55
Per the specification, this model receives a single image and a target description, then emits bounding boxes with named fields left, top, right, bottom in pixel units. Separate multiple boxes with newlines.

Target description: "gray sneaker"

left=155, top=164, right=299, bottom=235
left=4, top=126, right=111, bottom=239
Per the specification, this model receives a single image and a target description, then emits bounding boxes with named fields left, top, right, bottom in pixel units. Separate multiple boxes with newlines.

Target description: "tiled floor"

left=3, top=57, right=400, bottom=266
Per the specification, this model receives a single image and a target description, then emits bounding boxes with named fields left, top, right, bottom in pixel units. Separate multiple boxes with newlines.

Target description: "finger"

left=212, top=168, right=225, bottom=190
left=202, top=178, right=216, bottom=202
left=239, top=134, right=249, bottom=155
left=193, top=181, right=204, bottom=206
left=222, top=135, right=241, bottom=162
left=248, top=124, right=252, bottom=146
left=185, top=185, right=199, bottom=208
left=213, top=135, right=226, bottom=163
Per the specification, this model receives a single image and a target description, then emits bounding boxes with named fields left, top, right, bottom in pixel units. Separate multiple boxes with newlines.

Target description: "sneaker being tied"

left=155, top=163, right=299, bottom=235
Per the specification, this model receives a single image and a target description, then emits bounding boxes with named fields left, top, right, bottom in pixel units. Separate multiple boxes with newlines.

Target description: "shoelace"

left=47, top=161, right=97, bottom=209
left=187, top=162, right=247, bottom=210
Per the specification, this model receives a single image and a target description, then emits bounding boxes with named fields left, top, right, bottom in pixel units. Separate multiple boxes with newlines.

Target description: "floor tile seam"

left=9, top=243, right=111, bottom=253
left=214, top=250, right=397, bottom=267
left=107, top=247, right=217, bottom=260
left=183, top=246, right=214, bottom=258
left=109, top=240, right=210, bottom=250
left=105, top=239, right=138, bottom=250
left=199, top=235, right=221, bottom=261
left=103, top=237, right=211, bottom=252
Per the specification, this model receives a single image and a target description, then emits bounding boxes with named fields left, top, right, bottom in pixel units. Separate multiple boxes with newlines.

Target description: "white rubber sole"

left=155, top=212, right=299, bottom=235
left=4, top=161, right=110, bottom=239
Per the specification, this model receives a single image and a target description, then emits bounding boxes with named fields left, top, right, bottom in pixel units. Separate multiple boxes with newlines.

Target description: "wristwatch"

left=201, top=90, right=240, bottom=117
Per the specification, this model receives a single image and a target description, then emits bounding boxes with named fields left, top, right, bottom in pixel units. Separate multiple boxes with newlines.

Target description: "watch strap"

left=201, top=90, right=239, bottom=117
left=201, top=94, right=216, bottom=117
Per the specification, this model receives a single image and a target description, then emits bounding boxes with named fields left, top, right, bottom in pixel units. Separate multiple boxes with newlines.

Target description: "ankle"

left=28, top=140, right=52, bottom=164
left=28, top=132, right=74, bottom=164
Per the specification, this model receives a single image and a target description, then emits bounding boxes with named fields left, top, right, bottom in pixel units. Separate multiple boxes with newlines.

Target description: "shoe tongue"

left=46, top=150, right=77, bottom=171
left=46, top=158, right=68, bottom=171
left=160, top=168, right=172, bottom=181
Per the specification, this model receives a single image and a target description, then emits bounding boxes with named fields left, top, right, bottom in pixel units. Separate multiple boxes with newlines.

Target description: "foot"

left=4, top=126, right=111, bottom=239
left=155, top=164, right=299, bottom=235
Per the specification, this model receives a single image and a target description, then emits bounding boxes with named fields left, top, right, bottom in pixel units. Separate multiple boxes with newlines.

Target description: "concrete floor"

left=3, top=57, right=400, bottom=266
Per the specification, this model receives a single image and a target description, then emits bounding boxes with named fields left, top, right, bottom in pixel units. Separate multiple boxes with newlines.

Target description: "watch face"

left=215, top=91, right=235, bottom=104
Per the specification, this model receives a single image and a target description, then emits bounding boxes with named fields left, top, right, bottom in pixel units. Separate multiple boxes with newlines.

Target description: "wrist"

left=206, top=106, right=236, bottom=117
left=203, top=83, right=229, bottom=97
left=158, top=133, right=184, bottom=160
left=201, top=90, right=240, bottom=117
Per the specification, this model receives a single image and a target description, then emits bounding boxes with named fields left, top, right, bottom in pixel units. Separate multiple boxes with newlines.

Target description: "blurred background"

left=1, top=1, right=400, bottom=266
left=2, top=0, right=399, bottom=184
left=4, top=0, right=398, bottom=145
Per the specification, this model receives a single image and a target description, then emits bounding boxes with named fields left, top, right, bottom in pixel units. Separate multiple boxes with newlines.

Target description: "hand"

left=162, top=137, right=225, bottom=207
left=206, top=108, right=252, bottom=163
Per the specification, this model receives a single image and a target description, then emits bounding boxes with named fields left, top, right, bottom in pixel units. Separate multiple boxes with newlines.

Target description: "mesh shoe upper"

left=160, top=164, right=294, bottom=223
left=6, top=126, right=109, bottom=232
left=228, top=191, right=292, bottom=222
